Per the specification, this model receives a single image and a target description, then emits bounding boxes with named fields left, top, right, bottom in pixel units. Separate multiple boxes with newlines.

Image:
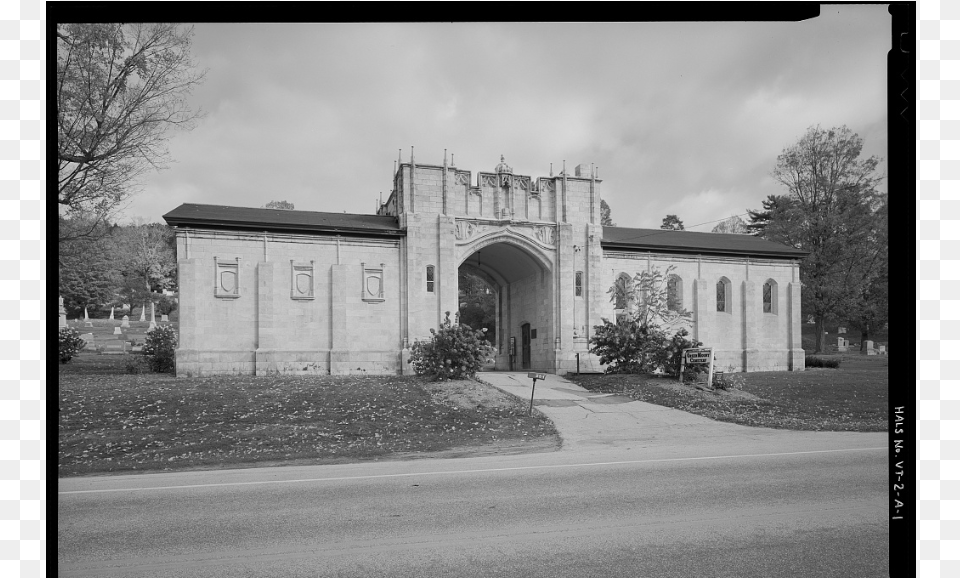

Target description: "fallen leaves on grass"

left=58, top=361, right=557, bottom=477
left=568, top=362, right=887, bottom=432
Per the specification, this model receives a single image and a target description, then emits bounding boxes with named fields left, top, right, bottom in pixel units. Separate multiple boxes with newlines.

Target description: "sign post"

left=527, top=372, right=546, bottom=416
left=680, top=347, right=715, bottom=388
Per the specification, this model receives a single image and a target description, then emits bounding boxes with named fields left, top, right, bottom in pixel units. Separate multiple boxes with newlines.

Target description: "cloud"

left=123, top=13, right=889, bottom=226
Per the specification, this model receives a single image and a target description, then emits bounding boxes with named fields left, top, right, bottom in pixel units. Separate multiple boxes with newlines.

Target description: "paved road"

left=59, top=372, right=889, bottom=577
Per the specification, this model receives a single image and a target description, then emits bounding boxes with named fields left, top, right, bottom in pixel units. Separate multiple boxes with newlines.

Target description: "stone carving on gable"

left=455, top=220, right=478, bottom=240
left=500, top=174, right=511, bottom=187
left=455, top=172, right=469, bottom=186
left=534, top=225, right=555, bottom=245
left=540, top=179, right=555, bottom=193
left=481, top=175, right=496, bottom=188
left=515, top=176, right=529, bottom=191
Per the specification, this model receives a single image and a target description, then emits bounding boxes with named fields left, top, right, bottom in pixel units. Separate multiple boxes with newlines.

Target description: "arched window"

left=717, top=277, right=731, bottom=313
left=426, top=265, right=435, bottom=293
left=763, top=279, right=778, bottom=314
left=666, top=275, right=682, bottom=312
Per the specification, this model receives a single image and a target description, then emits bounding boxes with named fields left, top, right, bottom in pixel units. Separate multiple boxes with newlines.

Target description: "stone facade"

left=165, top=154, right=806, bottom=377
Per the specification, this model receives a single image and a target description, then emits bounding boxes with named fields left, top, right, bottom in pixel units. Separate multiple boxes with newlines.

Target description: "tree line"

left=632, top=126, right=887, bottom=353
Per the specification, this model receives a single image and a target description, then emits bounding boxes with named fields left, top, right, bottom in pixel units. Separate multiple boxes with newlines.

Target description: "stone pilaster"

left=694, top=278, right=710, bottom=346
left=254, top=261, right=276, bottom=375
left=437, top=215, right=458, bottom=326
left=742, top=280, right=758, bottom=371
left=330, top=264, right=349, bottom=374
left=175, top=258, right=201, bottom=376
left=787, top=281, right=804, bottom=371
left=557, top=223, right=575, bottom=367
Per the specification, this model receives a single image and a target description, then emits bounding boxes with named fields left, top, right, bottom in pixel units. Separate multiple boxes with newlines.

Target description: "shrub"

left=592, top=265, right=703, bottom=376
left=590, top=317, right=666, bottom=374
left=59, top=327, right=86, bottom=364
left=143, top=324, right=178, bottom=373
left=157, top=295, right=178, bottom=316
left=410, top=312, right=494, bottom=381
left=589, top=321, right=702, bottom=377
left=806, top=356, right=841, bottom=369
left=124, top=353, right=151, bottom=374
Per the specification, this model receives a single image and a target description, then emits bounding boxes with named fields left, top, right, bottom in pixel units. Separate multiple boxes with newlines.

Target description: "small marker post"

left=527, top=372, right=546, bottom=416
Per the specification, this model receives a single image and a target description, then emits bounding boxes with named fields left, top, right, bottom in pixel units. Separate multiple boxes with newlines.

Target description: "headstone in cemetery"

left=113, top=326, right=122, bottom=335
left=160, top=314, right=169, bottom=323
left=148, top=302, right=157, bottom=330
left=139, top=304, right=146, bottom=322
left=121, top=315, right=130, bottom=328
left=837, top=337, right=847, bottom=352
left=84, top=306, right=93, bottom=327
left=837, top=326, right=846, bottom=334
left=109, top=306, right=115, bottom=320
left=59, top=296, right=67, bottom=328
left=864, top=340, right=875, bottom=355
left=877, top=345, right=886, bottom=355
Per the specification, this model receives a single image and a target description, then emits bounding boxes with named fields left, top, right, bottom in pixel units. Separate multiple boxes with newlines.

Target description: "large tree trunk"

left=814, top=316, right=825, bottom=354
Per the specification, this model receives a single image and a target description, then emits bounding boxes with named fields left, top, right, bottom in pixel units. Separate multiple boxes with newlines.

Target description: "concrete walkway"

left=476, top=371, right=885, bottom=457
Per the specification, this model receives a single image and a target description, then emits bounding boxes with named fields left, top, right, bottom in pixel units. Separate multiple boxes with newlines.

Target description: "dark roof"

left=163, top=204, right=403, bottom=238
left=601, top=226, right=807, bottom=259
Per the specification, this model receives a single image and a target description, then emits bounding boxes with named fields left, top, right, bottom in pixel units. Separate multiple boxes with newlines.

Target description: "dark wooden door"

left=521, top=323, right=531, bottom=369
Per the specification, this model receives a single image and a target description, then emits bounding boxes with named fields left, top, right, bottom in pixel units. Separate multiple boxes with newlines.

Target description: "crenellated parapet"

left=380, top=152, right=602, bottom=226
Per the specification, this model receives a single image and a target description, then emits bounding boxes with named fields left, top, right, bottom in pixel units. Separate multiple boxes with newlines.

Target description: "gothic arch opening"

left=457, top=239, right=554, bottom=372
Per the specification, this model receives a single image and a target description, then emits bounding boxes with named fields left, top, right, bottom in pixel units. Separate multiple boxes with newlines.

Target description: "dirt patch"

left=426, top=379, right=521, bottom=411
left=646, top=379, right=764, bottom=402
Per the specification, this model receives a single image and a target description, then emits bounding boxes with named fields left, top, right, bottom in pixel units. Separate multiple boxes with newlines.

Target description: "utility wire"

left=604, top=211, right=757, bottom=244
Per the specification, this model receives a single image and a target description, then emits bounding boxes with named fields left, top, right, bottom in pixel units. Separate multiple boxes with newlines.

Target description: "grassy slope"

left=567, top=354, right=887, bottom=432
left=58, top=355, right=558, bottom=477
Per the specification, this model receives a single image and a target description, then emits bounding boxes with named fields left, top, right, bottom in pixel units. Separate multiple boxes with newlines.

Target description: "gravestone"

left=160, top=314, right=169, bottom=323
left=109, top=306, right=115, bottom=320
left=837, top=326, right=846, bottom=334
left=59, top=296, right=67, bottom=328
left=139, top=304, right=146, bottom=322
left=864, top=340, right=875, bottom=355
left=837, top=337, right=847, bottom=352
left=83, top=307, right=93, bottom=327
left=877, top=345, right=886, bottom=355
left=113, top=326, right=123, bottom=335
left=120, top=315, right=130, bottom=328
left=148, top=302, right=157, bottom=330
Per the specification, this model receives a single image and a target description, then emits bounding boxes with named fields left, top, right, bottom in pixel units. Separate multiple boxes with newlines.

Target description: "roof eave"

left=600, top=241, right=808, bottom=260
left=163, top=216, right=405, bottom=238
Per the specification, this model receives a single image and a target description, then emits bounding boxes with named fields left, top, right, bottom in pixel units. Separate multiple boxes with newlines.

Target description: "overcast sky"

left=127, top=9, right=890, bottom=231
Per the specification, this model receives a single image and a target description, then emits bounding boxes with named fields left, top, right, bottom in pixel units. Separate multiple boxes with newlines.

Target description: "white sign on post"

left=680, top=347, right=715, bottom=389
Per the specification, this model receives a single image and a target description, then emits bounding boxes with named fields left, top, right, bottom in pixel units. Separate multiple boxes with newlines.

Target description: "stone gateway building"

left=163, top=153, right=807, bottom=377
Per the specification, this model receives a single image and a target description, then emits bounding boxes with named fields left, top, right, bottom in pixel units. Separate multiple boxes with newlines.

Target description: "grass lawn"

left=58, top=354, right=559, bottom=477
left=566, top=353, right=887, bottom=432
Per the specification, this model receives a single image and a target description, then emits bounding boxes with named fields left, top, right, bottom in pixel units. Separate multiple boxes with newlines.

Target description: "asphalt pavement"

left=59, top=370, right=889, bottom=577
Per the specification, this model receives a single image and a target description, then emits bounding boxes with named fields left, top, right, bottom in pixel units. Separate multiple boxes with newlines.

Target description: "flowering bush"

left=143, top=324, right=178, bottom=373
left=591, top=266, right=701, bottom=376
left=410, top=312, right=495, bottom=381
left=59, top=327, right=86, bottom=364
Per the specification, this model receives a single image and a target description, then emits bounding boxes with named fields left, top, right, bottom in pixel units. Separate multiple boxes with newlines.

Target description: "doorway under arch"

left=457, top=239, right=554, bottom=372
